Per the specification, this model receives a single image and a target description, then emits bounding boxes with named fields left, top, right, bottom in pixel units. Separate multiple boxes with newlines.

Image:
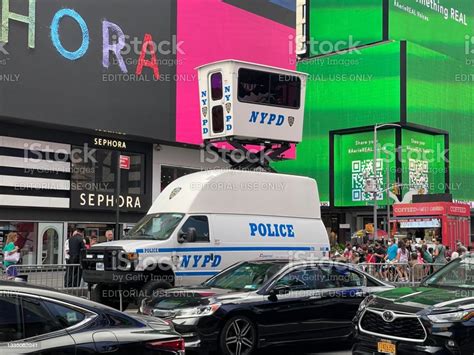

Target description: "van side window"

left=181, top=216, right=210, bottom=242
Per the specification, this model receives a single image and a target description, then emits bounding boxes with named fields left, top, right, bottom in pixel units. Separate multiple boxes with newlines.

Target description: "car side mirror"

left=177, top=227, right=197, bottom=244
left=268, top=285, right=290, bottom=302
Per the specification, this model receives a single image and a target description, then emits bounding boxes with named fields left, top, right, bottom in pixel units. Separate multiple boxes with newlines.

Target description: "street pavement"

left=125, top=308, right=352, bottom=354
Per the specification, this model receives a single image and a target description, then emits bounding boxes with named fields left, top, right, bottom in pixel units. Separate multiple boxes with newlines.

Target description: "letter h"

left=1, top=0, right=36, bottom=48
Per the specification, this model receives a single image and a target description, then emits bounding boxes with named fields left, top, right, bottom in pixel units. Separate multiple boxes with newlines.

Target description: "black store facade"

left=0, top=121, right=153, bottom=266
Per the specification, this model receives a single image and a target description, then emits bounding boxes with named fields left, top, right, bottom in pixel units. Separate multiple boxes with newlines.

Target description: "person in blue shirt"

left=382, top=239, right=398, bottom=281
left=386, top=240, right=398, bottom=261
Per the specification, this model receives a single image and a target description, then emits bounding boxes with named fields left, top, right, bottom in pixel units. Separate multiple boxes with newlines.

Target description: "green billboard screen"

left=390, top=0, right=474, bottom=61
left=400, top=129, right=446, bottom=196
left=333, top=129, right=397, bottom=207
left=308, top=0, right=384, bottom=56
left=406, top=42, right=474, bottom=202
left=273, top=41, right=401, bottom=205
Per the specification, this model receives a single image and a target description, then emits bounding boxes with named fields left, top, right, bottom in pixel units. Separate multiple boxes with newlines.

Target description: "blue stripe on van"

left=175, top=271, right=219, bottom=277
left=136, top=246, right=314, bottom=253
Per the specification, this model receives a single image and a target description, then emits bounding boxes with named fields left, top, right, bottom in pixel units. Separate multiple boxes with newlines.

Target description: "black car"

left=0, top=281, right=185, bottom=354
left=139, top=259, right=392, bottom=354
left=353, top=253, right=474, bottom=355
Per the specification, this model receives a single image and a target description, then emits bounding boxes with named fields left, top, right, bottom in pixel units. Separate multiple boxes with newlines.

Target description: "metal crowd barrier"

left=353, top=262, right=445, bottom=286
left=2, top=263, right=88, bottom=298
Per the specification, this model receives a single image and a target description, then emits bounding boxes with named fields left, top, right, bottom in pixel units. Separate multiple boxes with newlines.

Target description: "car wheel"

left=90, top=284, right=130, bottom=310
left=219, top=316, right=257, bottom=355
left=138, top=280, right=172, bottom=307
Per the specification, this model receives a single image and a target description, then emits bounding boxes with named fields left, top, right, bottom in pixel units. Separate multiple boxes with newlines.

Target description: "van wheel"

left=138, top=280, right=172, bottom=307
left=219, top=316, right=257, bottom=355
left=90, top=284, right=130, bottom=311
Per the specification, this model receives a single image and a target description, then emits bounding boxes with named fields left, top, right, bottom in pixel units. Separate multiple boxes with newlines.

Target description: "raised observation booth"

left=197, top=60, right=308, bottom=144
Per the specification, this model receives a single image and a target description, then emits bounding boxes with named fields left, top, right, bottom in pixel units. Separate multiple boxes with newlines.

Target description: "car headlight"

left=358, top=295, right=374, bottom=312
left=174, top=303, right=221, bottom=319
left=428, top=310, right=474, bottom=323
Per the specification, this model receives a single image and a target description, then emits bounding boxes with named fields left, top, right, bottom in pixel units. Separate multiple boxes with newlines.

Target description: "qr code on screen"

left=351, top=159, right=384, bottom=201
left=409, top=159, right=429, bottom=191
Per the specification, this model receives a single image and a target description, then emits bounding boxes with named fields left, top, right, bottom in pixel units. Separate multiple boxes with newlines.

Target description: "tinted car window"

left=22, top=297, right=62, bottom=338
left=43, top=301, right=86, bottom=328
left=275, top=268, right=321, bottom=291
left=322, top=266, right=364, bottom=288
left=0, top=294, right=22, bottom=341
left=181, top=216, right=210, bottom=242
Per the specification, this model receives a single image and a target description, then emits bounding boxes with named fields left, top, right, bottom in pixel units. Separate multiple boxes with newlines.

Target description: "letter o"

left=51, top=9, right=89, bottom=60
left=258, top=224, right=267, bottom=237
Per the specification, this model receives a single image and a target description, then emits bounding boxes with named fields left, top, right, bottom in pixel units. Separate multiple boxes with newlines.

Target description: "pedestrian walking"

left=3, top=232, right=20, bottom=279
left=433, top=238, right=447, bottom=270
left=396, top=240, right=409, bottom=282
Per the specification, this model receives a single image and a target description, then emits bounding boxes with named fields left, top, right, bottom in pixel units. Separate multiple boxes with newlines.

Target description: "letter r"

left=103, top=20, right=128, bottom=73
left=1, top=0, right=36, bottom=48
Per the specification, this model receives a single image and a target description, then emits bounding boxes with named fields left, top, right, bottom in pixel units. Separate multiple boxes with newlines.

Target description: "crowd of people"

left=334, top=237, right=470, bottom=282
left=2, top=228, right=115, bottom=282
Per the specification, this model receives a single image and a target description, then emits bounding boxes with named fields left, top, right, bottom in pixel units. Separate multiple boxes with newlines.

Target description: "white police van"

left=82, top=61, right=327, bottom=309
left=82, top=170, right=329, bottom=309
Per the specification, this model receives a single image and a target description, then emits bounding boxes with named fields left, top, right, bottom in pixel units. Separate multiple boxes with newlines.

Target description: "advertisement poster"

left=333, top=129, right=397, bottom=207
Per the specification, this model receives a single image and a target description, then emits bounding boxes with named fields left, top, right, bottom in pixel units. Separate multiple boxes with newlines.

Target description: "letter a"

left=1, top=0, right=36, bottom=48
left=135, top=33, right=159, bottom=79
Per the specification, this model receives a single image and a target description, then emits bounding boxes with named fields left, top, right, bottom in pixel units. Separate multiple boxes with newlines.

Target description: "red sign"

left=393, top=202, right=470, bottom=217
left=119, top=155, right=130, bottom=170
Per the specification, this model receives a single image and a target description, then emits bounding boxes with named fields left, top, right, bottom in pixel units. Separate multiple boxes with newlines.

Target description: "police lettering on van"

left=249, top=223, right=295, bottom=238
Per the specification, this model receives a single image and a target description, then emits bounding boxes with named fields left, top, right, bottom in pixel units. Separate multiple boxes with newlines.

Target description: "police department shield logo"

left=202, top=107, right=208, bottom=117
left=288, top=116, right=295, bottom=127
left=225, top=102, right=231, bottom=113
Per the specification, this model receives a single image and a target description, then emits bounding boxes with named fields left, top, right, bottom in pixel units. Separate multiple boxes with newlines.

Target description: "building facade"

left=0, top=0, right=296, bottom=264
left=275, top=0, right=474, bottom=242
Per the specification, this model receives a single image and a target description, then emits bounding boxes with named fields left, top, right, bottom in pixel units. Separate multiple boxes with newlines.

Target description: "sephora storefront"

left=0, top=121, right=153, bottom=265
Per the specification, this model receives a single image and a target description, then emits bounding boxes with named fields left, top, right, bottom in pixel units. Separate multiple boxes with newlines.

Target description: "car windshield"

left=205, top=262, right=285, bottom=291
left=124, top=213, right=184, bottom=240
left=424, top=255, right=474, bottom=289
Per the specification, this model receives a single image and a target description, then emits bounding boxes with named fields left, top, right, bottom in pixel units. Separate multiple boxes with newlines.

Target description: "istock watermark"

left=290, top=34, right=362, bottom=56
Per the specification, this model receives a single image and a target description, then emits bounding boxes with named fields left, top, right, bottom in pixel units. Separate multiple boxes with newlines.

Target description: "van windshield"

left=125, top=213, right=184, bottom=240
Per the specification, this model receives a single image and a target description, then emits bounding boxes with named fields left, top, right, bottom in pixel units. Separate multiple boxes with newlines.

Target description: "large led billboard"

left=307, top=0, right=385, bottom=56
left=0, top=0, right=296, bottom=144
left=0, top=0, right=177, bottom=141
left=400, top=129, right=446, bottom=196
left=273, top=41, right=401, bottom=205
left=331, top=128, right=447, bottom=208
left=406, top=42, right=474, bottom=202
left=390, top=0, right=474, bottom=61
left=333, top=129, right=396, bottom=207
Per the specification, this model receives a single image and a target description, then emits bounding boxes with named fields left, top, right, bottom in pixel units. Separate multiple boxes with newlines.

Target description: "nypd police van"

left=82, top=170, right=330, bottom=309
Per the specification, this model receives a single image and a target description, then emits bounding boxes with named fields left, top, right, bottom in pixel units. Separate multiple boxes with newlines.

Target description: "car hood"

left=146, top=286, right=251, bottom=311
left=371, top=286, right=474, bottom=314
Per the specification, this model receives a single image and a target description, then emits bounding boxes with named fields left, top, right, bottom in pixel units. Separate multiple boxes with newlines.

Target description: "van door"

left=175, top=215, right=221, bottom=286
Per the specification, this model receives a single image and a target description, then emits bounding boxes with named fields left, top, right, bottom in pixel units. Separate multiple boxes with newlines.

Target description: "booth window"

left=180, top=216, right=210, bottom=243
left=212, top=106, right=224, bottom=133
left=238, top=68, right=301, bottom=109
left=210, top=72, right=223, bottom=100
